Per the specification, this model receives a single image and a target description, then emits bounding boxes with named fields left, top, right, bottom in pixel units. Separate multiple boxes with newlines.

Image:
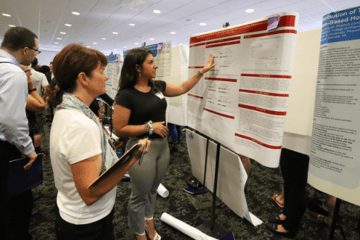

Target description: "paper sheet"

left=160, top=212, right=218, bottom=240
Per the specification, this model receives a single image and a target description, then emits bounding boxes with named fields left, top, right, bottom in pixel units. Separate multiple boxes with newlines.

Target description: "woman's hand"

left=200, top=54, right=215, bottom=74
left=133, top=138, right=151, bottom=161
left=138, top=138, right=151, bottom=154
left=152, top=121, right=168, bottom=138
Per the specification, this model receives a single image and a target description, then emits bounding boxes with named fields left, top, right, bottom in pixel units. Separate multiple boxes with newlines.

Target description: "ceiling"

left=0, top=0, right=358, bottom=55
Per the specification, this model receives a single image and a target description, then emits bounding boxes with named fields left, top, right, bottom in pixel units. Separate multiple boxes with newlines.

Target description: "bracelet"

left=28, top=88, right=37, bottom=94
left=198, top=70, right=204, bottom=77
left=146, top=120, right=153, bottom=135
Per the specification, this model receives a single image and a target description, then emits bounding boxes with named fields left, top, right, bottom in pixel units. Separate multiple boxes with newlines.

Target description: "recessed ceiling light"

left=200, top=23, right=207, bottom=26
left=129, top=23, right=135, bottom=26
left=93, top=42, right=97, bottom=44
left=149, top=38, right=155, bottom=40
left=60, top=32, right=66, bottom=34
left=135, top=43, right=139, bottom=45
left=124, top=46, right=127, bottom=48
left=54, top=42, right=59, bottom=44
left=102, top=38, right=106, bottom=40
left=112, top=32, right=118, bottom=35
left=86, top=46, right=90, bottom=48
left=153, top=10, right=161, bottom=14
left=245, top=9, right=254, bottom=13
left=2, top=13, right=11, bottom=17
left=65, top=23, right=72, bottom=27
left=72, top=11, right=80, bottom=16
left=170, top=31, right=176, bottom=34
left=8, top=25, right=16, bottom=27
left=57, top=37, right=62, bottom=40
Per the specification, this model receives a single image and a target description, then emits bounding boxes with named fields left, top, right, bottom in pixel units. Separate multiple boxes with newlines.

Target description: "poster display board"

left=187, top=12, right=299, bottom=168
left=123, top=41, right=172, bottom=84
left=104, top=61, right=122, bottom=99
left=185, top=130, right=262, bottom=226
left=308, top=5, right=360, bottom=206
left=167, top=44, right=189, bottom=126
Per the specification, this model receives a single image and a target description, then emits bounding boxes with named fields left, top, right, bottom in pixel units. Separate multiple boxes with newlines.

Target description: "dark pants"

left=55, top=206, right=115, bottom=240
left=281, top=148, right=309, bottom=233
left=0, top=140, right=33, bottom=240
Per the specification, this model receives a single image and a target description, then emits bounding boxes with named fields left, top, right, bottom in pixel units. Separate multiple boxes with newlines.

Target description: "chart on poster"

left=187, top=12, right=299, bottom=167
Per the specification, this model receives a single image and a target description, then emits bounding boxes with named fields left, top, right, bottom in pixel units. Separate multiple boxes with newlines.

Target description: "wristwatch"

left=28, top=88, right=37, bottom=94
left=146, top=120, right=153, bottom=135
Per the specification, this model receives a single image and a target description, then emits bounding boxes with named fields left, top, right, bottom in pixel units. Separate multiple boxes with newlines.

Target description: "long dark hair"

left=49, top=44, right=107, bottom=107
left=117, top=47, right=153, bottom=93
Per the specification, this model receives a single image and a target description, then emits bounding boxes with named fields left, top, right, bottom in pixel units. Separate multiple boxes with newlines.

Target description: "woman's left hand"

left=201, top=54, right=216, bottom=74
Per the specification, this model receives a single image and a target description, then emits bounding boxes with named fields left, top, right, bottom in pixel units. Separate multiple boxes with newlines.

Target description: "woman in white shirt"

left=49, top=43, right=150, bottom=240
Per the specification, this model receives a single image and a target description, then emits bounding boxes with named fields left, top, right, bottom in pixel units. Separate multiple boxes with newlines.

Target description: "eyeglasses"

left=27, top=46, right=41, bottom=54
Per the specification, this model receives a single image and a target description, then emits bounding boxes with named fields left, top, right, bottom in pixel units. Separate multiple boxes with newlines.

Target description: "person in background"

left=239, top=155, right=251, bottom=176
left=113, top=47, right=215, bottom=240
left=48, top=44, right=150, bottom=240
left=45, top=61, right=57, bottom=121
left=39, top=65, right=50, bottom=74
left=0, top=26, right=39, bottom=240
left=21, top=64, right=47, bottom=142
left=267, top=148, right=309, bottom=239
left=21, top=64, right=47, bottom=113
left=30, top=57, right=49, bottom=156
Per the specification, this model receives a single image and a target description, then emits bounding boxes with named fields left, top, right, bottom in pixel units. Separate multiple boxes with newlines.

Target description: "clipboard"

left=88, top=143, right=141, bottom=188
left=7, top=153, right=43, bottom=199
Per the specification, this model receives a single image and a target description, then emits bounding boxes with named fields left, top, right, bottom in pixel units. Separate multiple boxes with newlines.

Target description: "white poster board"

left=185, top=130, right=262, bottom=226
left=104, top=62, right=122, bottom=99
left=187, top=12, right=299, bottom=168
left=308, top=5, right=360, bottom=206
left=167, top=44, right=189, bottom=126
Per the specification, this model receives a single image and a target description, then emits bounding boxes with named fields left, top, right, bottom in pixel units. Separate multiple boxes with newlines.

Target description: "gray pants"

left=126, top=137, right=170, bottom=234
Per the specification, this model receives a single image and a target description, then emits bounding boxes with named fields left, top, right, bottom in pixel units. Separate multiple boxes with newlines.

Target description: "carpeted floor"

left=29, top=123, right=360, bottom=240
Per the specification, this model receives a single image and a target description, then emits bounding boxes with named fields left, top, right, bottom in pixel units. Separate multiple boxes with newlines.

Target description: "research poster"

left=308, top=6, right=360, bottom=205
left=123, top=41, right=172, bottom=83
left=187, top=12, right=298, bottom=167
left=104, top=61, right=122, bottom=99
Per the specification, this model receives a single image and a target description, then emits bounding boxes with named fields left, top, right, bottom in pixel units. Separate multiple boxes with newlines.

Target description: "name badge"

left=155, top=91, right=164, bottom=99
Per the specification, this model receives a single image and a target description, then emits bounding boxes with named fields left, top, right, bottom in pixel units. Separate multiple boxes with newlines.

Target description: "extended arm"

left=164, top=54, right=215, bottom=97
left=71, top=139, right=150, bottom=206
left=26, top=75, right=47, bottom=112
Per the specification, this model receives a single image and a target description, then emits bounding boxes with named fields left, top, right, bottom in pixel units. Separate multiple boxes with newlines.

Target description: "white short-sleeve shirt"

left=50, top=108, right=116, bottom=225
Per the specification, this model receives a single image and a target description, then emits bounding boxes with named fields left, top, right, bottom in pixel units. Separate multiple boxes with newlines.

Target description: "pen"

left=138, top=143, right=147, bottom=165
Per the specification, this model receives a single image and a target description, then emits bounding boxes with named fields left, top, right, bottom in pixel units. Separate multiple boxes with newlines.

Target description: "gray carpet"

left=29, top=123, right=360, bottom=240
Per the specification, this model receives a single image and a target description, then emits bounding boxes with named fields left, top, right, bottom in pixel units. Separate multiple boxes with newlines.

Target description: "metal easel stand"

left=195, top=142, right=228, bottom=239
left=329, top=198, right=347, bottom=240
